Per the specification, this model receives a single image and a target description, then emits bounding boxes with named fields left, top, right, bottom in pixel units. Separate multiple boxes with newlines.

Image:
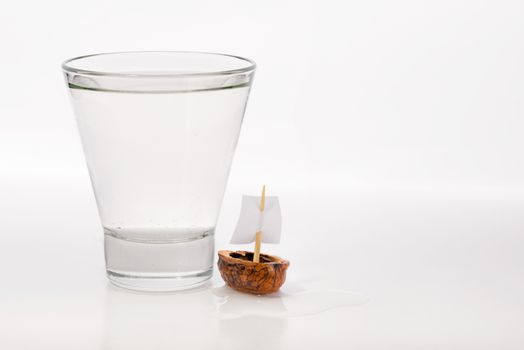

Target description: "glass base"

left=104, top=232, right=214, bottom=292
left=106, top=269, right=212, bottom=292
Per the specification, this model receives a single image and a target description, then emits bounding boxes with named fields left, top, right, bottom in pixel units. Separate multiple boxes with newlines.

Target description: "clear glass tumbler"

left=62, top=51, right=255, bottom=291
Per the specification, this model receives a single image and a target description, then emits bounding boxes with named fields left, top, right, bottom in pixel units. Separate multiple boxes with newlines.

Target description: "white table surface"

left=1, top=174, right=523, bottom=349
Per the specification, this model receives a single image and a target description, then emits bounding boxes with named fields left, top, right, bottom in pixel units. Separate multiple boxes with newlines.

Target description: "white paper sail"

left=230, top=195, right=282, bottom=244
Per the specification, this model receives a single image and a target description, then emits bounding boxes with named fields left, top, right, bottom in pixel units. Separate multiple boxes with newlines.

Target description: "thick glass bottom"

left=106, top=269, right=212, bottom=292
left=104, top=232, right=214, bottom=292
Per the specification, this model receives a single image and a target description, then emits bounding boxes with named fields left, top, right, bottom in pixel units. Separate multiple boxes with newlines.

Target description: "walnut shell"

left=217, top=250, right=290, bottom=295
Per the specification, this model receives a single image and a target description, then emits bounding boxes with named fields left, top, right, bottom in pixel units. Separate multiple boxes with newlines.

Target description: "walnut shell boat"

left=217, top=250, right=290, bottom=295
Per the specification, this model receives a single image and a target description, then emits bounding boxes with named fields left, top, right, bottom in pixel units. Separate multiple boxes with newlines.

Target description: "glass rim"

left=62, top=50, right=257, bottom=78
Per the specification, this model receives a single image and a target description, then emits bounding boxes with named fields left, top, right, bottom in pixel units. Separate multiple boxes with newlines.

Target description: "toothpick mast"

left=253, top=185, right=265, bottom=263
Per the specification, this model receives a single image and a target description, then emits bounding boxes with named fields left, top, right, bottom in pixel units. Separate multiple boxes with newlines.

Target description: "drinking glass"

left=62, top=51, right=255, bottom=291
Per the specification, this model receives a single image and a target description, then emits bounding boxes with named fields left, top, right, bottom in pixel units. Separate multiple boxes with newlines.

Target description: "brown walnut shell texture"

left=217, top=250, right=290, bottom=295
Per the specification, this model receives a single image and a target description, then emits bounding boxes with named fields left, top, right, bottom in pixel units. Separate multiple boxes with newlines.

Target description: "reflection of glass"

left=101, top=284, right=216, bottom=349
left=62, top=52, right=256, bottom=291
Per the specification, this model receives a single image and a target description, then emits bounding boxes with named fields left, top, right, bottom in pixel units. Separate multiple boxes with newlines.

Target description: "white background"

left=1, top=0, right=523, bottom=349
